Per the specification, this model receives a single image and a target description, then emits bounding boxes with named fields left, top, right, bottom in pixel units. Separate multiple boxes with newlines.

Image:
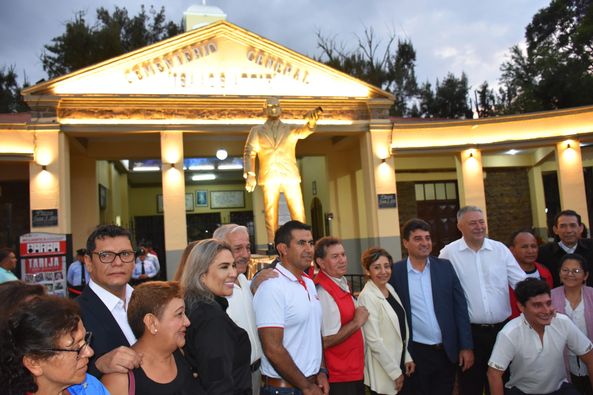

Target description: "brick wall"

left=485, top=168, right=533, bottom=244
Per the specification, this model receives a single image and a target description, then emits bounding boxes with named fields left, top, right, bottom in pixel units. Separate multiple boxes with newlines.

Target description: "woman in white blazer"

left=358, top=248, right=415, bottom=395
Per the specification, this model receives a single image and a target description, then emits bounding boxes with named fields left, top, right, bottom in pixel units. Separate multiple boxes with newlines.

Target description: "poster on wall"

left=19, top=233, right=69, bottom=297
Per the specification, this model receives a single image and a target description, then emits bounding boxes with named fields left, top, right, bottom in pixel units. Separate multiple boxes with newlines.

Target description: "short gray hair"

left=212, top=224, right=248, bottom=242
left=181, top=238, right=231, bottom=310
left=457, top=205, right=483, bottom=221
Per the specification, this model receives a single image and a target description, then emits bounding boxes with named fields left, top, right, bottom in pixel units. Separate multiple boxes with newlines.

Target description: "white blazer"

left=358, top=280, right=412, bottom=395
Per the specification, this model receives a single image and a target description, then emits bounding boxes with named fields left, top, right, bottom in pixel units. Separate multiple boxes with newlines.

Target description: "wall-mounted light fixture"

left=567, top=143, right=572, bottom=149
left=169, top=162, right=176, bottom=168
left=41, top=165, right=47, bottom=171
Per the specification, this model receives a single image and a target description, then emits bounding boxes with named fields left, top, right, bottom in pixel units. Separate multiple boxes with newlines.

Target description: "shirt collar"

left=458, top=237, right=493, bottom=251
left=89, top=279, right=133, bottom=311
left=406, top=257, right=430, bottom=273
left=559, top=241, right=578, bottom=253
left=276, top=262, right=298, bottom=282
left=322, top=271, right=350, bottom=291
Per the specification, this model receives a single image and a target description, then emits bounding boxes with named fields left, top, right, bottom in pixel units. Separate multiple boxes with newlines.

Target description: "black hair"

left=274, top=221, right=311, bottom=250
left=314, top=236, right=342, bottom=262
left=560, top=253, right=589, bottom=274
left=0, top=248, right=15, bottom=264
left=85, top=224, right=133, bottom=254
left=0, top=281, right=46, bottom=320
left=0, top=296, right=80, bottom=394
left=508, top=229, right=536, bottom=247
left=515, top=278, right=551, bottom=305
left=402, top=218, right=431, bottom=241
left=554, top=209, right=582, bottom=226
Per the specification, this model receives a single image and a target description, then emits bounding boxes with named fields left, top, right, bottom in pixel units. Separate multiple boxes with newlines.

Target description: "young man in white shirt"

left=488, top=278, right=593, bottom=395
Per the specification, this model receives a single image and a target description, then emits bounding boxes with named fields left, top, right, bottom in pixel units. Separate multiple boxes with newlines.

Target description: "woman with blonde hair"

left=358, top=247, right=414, bottom=395
left=181, top=238, right=251, bottom=394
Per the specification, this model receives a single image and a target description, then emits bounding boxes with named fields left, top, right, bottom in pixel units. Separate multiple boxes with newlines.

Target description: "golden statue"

left=243, top=97, right=321, bottom=245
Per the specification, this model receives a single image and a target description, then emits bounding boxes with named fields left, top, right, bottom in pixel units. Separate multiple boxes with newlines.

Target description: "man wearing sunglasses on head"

left=76, top=224, right=142, bottom=377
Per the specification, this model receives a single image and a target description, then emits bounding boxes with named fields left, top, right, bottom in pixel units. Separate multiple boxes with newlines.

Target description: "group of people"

left=1, top=206, right=593, bottom=395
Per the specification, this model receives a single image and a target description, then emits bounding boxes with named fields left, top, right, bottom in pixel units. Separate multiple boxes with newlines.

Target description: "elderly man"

left=243, top=97, right=321, bottom=246
left=254, top=220, right=329, bottom=395
left=213, top=223, right=263, bottom=394
left=439, top=206, right=526, bottom=395
left=537, top=209, right=593, bottom=287
left=488, top=278, right=593, bottom=395
left=391, top=219, right=473, bottom=395
left=314, top=236, right=368, bottom=395
left=508, top=230, right=553, bottom=318
left=77, top=224, right=142, bottom=377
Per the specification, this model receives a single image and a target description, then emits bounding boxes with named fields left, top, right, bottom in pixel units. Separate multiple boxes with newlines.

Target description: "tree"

left=432, top=73, right=473, bottom=119
left=475, top=81, right=497, bottom=118
left=0, top=66, right=29, bottom=113
left=42, top=5, right=182, bottom=79
left=316, top=28, right=418, bottom=116
left=499, top=0, right=593, bottom=113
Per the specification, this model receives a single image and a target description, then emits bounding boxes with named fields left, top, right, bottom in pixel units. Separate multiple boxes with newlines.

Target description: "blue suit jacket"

left=390, top=256, right=472, bottom=364
left=76, top=286, right=131, bottom=377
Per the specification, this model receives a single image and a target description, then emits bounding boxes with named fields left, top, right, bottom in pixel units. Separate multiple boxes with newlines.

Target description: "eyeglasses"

left=92, top=250, right=136, bottom=264
left=37, top=332, right=93, bottom=360
left=561, top=268, right=584, bottom=275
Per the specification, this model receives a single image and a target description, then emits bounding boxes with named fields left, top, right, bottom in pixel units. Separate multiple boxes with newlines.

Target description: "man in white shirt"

left=254, top=220, right=329, bottom=395
left=439, top=205, right=526, bottom=395
left=488, top=278, right=593, bottom=395
left=213, top=223, right=263, bottom=395
left=77, top=224, right=142, bottom=377
left=314, top=236, right=368, bottom=395
left=131, top=249, right=158, bottom=283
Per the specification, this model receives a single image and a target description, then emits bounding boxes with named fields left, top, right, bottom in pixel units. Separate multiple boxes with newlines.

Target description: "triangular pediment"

left=24, top=21, right=391, bottom=99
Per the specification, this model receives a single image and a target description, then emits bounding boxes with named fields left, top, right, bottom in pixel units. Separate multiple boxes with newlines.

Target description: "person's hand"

left=250, top=268, right=278, bottom=294
left=394, top=373, right=404, bottom=392
left=304, top=107, right=321, bottom=127
left=245, top=174, right=256, bottom=192
left=405, top=361, right=415, bottom=376
left=95, top=346, right=142, bottom=374
left=459, top=349, right=474, bottom=372
left=353, top=306, right=369, bottom=328
left=316, top=371, right=330, bottom=394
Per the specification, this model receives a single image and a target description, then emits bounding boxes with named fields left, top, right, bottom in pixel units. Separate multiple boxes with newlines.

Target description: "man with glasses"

left=76, top=224, right=142, bottom=377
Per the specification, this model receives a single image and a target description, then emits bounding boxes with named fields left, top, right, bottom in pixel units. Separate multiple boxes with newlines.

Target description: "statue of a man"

left=243, top=97, right=321, bottom=245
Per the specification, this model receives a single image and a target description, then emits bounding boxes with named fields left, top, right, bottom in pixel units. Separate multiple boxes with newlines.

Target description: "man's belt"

left=262, top=375, right=315, bottom=388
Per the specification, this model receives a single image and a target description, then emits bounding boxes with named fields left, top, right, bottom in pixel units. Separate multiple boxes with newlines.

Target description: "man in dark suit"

left=390, top=218, right=473, bottom=395
left=537, top=209, right=593, bottom=287
left=77, top=224, right=142, bottom=377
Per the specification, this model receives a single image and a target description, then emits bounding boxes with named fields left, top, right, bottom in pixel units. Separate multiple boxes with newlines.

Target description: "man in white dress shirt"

left=439, top=205, right=526, bottom=395
left=213, top=223, right=263, bottom=394
left=488, top=278, right=593, bottom=395
left=76, top=225, right=142, bottom=377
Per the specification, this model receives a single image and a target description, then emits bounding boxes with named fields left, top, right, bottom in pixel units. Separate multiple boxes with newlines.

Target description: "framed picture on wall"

left=98, top=184, right=107, bottom=210
left=185, top=193, right=194, bottom=211
left=156, top=194, right=164, bottom=213
left=196, top=190, right=208, bottom=207
left=210, top=190, right=245, bottom=209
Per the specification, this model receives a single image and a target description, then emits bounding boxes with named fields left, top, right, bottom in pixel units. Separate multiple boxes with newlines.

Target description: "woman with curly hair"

left=0, top=295, right=108, bottom=395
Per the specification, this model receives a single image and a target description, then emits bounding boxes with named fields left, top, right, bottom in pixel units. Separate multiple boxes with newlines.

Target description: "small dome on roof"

left=184, top=4, right=226, bottom=17
left=183, top=4, right=227, bottom=31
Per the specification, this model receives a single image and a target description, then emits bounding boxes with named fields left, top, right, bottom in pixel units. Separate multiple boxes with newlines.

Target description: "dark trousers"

left=400, top=342, right=456, bottom=395
left=570, top=374, right=593, bottom=395
left=459, top=322, right=505, bottom=395
left=329, top=380, right=365, bottom=395
left=505, top=382, right=581, bottom=395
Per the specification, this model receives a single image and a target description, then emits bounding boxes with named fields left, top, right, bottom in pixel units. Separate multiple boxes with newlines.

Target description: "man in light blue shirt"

left=0, top=248, right=19, bottom=283
left=132, top=249, right=158, bottom=282
left=67, top=249, right=90, bottom=288
left=390, top=219, right=473, bottom=395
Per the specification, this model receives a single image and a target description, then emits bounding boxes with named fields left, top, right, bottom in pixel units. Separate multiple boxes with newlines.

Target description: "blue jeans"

left=261, top=386, right=303, bottom=395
